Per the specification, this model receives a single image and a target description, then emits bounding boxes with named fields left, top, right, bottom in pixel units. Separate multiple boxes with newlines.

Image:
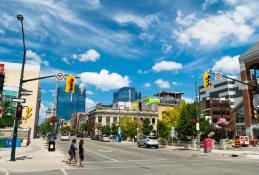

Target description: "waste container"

left=48, top=139, right=55, bottom=151
left=203, top=137, right=212, bottom=153
left=0, top=138, right=6, bottom=148
left=6, top=138, right=21, bottom=148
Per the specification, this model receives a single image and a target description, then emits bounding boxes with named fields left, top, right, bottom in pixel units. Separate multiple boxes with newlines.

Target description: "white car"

left=60, top=133, right=70, bottom=141
left=100, top=135, right=110, bottom=142
left=137, top=136, right=159, bottom=149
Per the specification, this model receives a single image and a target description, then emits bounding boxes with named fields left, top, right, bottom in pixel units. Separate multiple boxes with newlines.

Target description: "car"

left=137, top=136, right=159, bottom=149
left=76, top=132, right=84, bottom=138
left=60, top=133, right=70, bottom=141
left=100, top=135, right=110, bottom=142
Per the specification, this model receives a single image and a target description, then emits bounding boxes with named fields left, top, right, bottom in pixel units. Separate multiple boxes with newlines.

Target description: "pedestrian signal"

left=25, top=106, right=32, bottom=119
left=65, top=75, right=75, bottom=93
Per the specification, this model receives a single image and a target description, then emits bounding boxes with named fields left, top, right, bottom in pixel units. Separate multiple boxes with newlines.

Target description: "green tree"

left=199, top=117, right=215, bottom=140
left=157, top=120, right=171, bottom=139
left=80, top=123, right=91, bottom=133
left=175, top=103, right=197, bottom=141
left=39, top=119, right=52, bottom=137
left=142, top=118, right=153, bottom=136
left=101, top=125, right=111, bottom=135
left=162, top=102, right=187, bottom=128
left=61, top=126, right=71, bottom=133
left=111, top=123, right=118, bottom=135
left=119, top=116, right=137, bottom=139
left=0, top=101, right=15, bottom=128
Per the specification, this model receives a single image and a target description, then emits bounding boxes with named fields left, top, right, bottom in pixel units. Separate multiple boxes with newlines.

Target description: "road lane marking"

left=85, top=148, right=119, bottom=162
left=98, top=150, right=112, bottom=153
left=61, top=168, right=68, bottom=175
left=0, top=168, right=9, bottom=175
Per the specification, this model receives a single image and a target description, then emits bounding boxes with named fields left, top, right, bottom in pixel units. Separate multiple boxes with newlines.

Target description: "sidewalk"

left=0, top=138, right=67, bottom=173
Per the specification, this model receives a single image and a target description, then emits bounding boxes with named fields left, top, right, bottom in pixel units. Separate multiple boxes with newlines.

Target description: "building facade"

left=0, top=61, right=41, bottom=139
left=199, top=77, right=243, bottom=108
left=113, top=87, right=141, bottom=104
left=57, top=84, right=86, bottom=121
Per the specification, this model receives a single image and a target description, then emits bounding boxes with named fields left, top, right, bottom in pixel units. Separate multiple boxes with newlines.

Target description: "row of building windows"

left=97, top=116, right=156, bottom=124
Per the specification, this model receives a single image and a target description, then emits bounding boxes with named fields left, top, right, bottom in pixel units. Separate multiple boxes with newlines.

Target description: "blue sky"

left=0, top=0, right=258, bottom=121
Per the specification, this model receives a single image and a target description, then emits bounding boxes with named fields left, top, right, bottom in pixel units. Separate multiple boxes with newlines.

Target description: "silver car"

left=137, top=136, right=159, bottom=149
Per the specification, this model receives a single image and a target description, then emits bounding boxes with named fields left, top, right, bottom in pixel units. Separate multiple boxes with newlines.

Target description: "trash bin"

left=6, top=138, right=21, bottom=148
left=48, top=139, right=55, bottom=151
left=0, top=138, right=6, bottom=148
left=203, top=137, right=212, bottom=153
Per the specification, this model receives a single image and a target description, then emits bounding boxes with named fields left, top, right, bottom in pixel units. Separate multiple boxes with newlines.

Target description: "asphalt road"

left=8, top=137, right=259, bottom=175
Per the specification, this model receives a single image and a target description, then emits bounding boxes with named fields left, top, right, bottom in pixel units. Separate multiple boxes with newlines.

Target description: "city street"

left=2, top=138, right=258, bottom=175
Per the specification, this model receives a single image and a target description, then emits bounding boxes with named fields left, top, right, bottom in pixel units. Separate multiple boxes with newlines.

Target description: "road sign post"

left=12, top=98, right=26, bottom=103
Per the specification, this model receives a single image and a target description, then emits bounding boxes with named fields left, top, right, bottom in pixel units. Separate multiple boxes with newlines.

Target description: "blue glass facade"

left=57, top=85, right=85, bottom=121
left=113, top=87, right=141, bottom=103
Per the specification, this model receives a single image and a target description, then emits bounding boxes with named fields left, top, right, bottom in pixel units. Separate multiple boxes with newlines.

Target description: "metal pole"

left=11, top=15, right=26, bottom=161
left=195, top=81, right=200, bottom=150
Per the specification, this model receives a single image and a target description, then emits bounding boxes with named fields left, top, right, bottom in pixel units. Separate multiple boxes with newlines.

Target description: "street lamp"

left=10, top=14, right=27, bottom=161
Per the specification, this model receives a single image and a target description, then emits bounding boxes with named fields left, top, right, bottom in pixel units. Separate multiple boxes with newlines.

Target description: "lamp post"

left=10, top=15, right=26, bottom=161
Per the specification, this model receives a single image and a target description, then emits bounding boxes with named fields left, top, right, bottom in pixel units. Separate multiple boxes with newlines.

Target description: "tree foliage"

left=60, top=126, right=71, bottom=133
left=119, top=116, right=137, bottom=139
left=157, top=120, right=171, bottom=139
left=111, top=123, right=118, bottom=136
left=39, top=119, right=52, bottom=137
left=0, top=101, right=15, bottom=128
left=142, top=118, right=153, bottom=136
left=80, top=123, right=91, bottom=132
left=101, top=125, right=111, bottom=135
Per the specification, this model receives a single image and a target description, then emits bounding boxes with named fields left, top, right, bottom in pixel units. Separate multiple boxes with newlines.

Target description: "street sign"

left=214, top=72, right=222, bottom=80
left=118, top=127, right=121, bottom=134
left=196, top=123, right=200, bottom=131
left=12, top=98, right=26, bottom=103
left=56, top=72, right=65, bottom=81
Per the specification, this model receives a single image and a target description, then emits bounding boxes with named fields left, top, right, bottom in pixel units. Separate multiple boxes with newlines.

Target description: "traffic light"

left=65, top=75, right=75, bottom=93
left=16, top=103, right=23, bottom=119
left=253, top=109, right=258, bottom=119
left=25, top=106, right=32, bottom=119
left=203, top=72, right=211, bottom=88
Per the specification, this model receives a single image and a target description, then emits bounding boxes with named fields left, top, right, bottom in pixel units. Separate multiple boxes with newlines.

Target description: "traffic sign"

left=214, top=72, right=222, bottom=80
left=12, top=98, right=26, bottom=103
left=56, top=72, right=65, bottom=81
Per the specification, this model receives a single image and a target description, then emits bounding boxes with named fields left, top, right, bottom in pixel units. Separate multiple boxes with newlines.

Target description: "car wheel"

left=155, top=145, right=159, bottom=149
left=146, top=144, right=149, bottom=148
left=137, top=143, right=140, bottom=147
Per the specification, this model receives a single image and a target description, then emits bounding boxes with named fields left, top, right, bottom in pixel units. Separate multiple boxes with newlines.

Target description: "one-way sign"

left=12, top=98, right=26, bottom=103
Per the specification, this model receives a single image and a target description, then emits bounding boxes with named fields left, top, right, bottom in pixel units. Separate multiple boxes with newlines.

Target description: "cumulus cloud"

left=38, top=101, right=54, bottom=124
left=85, top=90, right=94, bottom=95
left=86, top=0, right=101, bottom=9
left=202, top=0, right=219, bottom=10
left=183, top=97, right=194, bottom=103
left=152, top=61, right=183, bottom=72
left=77, top=49, right=100, bottom=62
left=155, top=79, right=170, bottom=89
left=174, top=2, right=258, bottom=47
left=26, top=50, right=49, bottom=66
left=212, top=55, right=240, bottom=74
left=137, top=69, right=148, bottom=74
left=113, top=13, right=158, bottom=29
left=85, top=98, right=96, bottom=111
left=144, top=82, right=151, bottom=88
left=80, top=69, right=130, bottom=91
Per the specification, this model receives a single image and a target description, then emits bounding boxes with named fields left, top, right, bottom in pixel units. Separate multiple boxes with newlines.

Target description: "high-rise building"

left=0, top=61, right=41, bottom=139
left=57, top=85, right=86, bottom=121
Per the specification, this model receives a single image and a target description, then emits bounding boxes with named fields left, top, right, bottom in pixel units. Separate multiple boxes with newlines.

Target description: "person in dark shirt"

left=67, top=139, right=77, bottom=165
left=78, top=139, right=84, bottom=167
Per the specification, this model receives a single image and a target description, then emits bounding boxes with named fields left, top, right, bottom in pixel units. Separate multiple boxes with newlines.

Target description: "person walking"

left=67, top=139, right=77, bottom=165
left=78, top=139, right=84, bottom=167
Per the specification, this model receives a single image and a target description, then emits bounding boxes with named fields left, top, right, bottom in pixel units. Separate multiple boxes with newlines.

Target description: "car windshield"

left=147, top=136, right=157, bottom=140
left=62, top=133, right=69, bottom=136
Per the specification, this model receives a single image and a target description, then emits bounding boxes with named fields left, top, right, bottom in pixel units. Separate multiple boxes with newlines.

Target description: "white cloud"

left=155, top=79, right=170, bottom=89
left=152, top=61, right=183, bottom=72
left=174, top=2, right=258, bottom=47
left=202, top=0, right=219, bottom=10
left=26, top=50, right=49, bottom=66
left=183, top=97, right=194, bottom=103
left=223, top=0, right=237, bottom=5
left=77, top=49, right=100, bottom=62
left=38, top=101, right=54, bottom=124
left=113, top=13, right=158, bottom=29
left=85, top=90, right=93, bottom=95
left=144, top=82, right=151, bottom=88
left=212, top=55, right=240, bottom=74
left=80, top=69, right=130, bottom=91
left=86, top=0, right=101, bottom=9
left=175, top=10, right=196, bottom=26
left=62, top=57, right=70, bottom=64
left=137, top=69, right=148, bottom=74
left=85, top=98, right=96, bottom=111
left=41, top=89, right=47, bottom=94
left=161, top=43, right=173, bottom=53
left=172, top=81, right=178, bottom=86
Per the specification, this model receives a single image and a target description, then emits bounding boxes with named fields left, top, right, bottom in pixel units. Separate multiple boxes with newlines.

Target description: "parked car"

left=100, top=135, right=110, bottom=142
left=60, top=133, right=70, bottom=141
left=137, top=136, right=159, bottom=149
left=76, top=132, right=84, bottom=138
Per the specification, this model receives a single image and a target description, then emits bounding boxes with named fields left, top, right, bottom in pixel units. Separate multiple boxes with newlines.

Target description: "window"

left=98, top=116, right=102, bottom=123
left=106, top=116, right=110, bottom=124
left=140, top=118, right=143, bottom=121
left=152, top=118, right=156, bottom=124
left=113, top=117, right=117, bottom=123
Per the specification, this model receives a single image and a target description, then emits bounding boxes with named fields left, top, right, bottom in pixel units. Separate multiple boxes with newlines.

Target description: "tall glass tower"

left=57, top=85, right=85, bottom=121
left=113, top=87, right=141, bottom=103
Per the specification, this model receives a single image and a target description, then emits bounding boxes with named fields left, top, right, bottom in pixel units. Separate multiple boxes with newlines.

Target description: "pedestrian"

left=67, top=139, right=77, bottom=165
left=78, top=139, right=84, bottom=167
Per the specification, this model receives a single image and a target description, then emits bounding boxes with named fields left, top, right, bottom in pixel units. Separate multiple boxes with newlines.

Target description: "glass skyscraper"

left=57, top=85, right=86, bottom=121
left=113, top=87, right=141, bottom=103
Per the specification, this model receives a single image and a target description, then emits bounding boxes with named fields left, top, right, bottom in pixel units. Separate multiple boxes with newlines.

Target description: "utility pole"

left=10, top=15, right=26, bottom=161
left=195, top=81, right=200, bottom=150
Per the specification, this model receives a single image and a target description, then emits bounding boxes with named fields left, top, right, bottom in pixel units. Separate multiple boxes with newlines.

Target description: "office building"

left=57, top=84, right=86, bottom=121
left=0, top=61, right=41, bottom=139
